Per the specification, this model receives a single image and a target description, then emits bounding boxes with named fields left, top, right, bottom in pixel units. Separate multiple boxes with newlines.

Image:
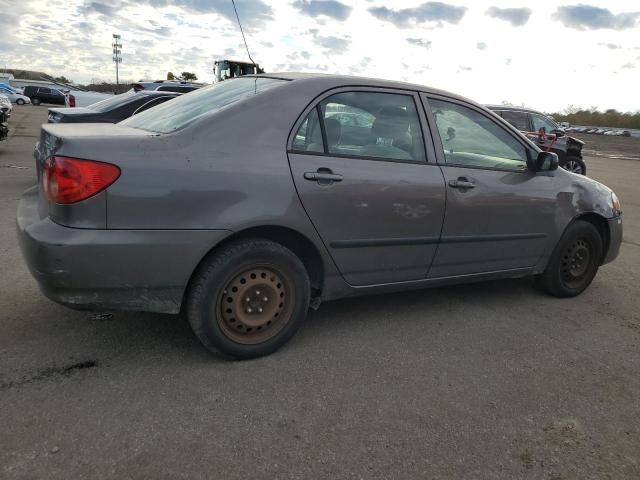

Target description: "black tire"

left=16, top=99, right=25, bottom=105
left=535, top=220, right=603, bottom=297
left=31, top=98, right=40, bottom=106
left=186, top=239, right=310, bottom=359
left=562, top=157, right=586, bottom=175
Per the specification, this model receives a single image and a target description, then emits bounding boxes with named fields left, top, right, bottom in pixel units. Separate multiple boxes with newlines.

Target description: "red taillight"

left=42, top=156, right=120, bottom=204
left=69, top=94, right=76, bottom=107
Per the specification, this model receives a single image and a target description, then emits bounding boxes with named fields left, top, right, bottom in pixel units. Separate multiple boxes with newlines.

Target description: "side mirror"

left=528, top=151, right=559, bottom=172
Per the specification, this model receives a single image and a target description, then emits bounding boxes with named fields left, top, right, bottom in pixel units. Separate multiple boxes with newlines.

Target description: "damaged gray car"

left=17, top=74, right=623, bottom=359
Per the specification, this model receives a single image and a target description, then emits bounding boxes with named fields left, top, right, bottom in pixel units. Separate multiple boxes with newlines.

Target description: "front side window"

left=499, top=110, right=529, bottom=131
left=530, top=113, right=558, bottom=134
left=319, top=91, right=426, bottom=162
left=429, top=99, right=527, bottom=170
left=121, top=77, right=286, bottom=133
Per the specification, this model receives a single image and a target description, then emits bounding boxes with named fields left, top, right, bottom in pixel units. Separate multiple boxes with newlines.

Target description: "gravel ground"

left=1, top=106, right=639, bottom=480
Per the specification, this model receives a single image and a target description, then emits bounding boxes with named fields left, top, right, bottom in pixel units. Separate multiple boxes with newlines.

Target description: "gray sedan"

left=17, top=74, right=623, bottom=359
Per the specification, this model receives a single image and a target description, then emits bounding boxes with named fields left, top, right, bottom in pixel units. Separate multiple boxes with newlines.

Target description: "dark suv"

left=487, top=106, right=586, bottom=175
left=23, top=86, right=66, bottom=106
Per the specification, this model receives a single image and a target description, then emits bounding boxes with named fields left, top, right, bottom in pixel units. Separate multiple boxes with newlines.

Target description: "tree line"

left=550, top=107, right=640, bottom=130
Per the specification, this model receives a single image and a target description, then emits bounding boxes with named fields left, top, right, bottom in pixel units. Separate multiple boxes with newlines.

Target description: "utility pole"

left=112, top=34, right=122, bottom=87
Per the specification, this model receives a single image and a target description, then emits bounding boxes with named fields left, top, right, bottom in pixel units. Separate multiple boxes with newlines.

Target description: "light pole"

left=112, top=34, right=122, bottom=87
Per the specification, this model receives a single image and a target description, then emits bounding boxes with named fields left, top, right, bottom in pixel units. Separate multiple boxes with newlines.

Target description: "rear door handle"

left=448, top=178, right=476, bottom=189
left=304, top=169, right=343, bottom=184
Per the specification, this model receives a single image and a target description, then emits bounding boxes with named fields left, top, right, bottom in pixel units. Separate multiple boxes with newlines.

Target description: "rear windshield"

left=120, top=77, right=287, bottom=133
left=87, top=90, right=137, bottom=112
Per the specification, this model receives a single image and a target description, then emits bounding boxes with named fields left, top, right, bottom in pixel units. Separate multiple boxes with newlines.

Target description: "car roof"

left=251, top=72, right=480, bottom=105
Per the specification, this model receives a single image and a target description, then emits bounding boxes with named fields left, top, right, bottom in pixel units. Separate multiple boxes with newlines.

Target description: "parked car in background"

left=132, top=80, right=201, bottom=93
left=47, top=90, right=181, bottom=123
left=0, top=83, right=24, bottom=96
left=0, top=107, right=9, bottom=142
left=0, top=94, right=13, bottom=116
left=5, top=92, right=31, bottom=105
left=486, top=105, right=587, bottom=175
left=23, top=86, right=66, bottom=106
left=18, top=74, right=622, bottom=359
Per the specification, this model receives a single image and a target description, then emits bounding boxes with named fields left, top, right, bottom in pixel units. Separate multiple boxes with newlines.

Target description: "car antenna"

left=231, top=0, right=257, bottom=69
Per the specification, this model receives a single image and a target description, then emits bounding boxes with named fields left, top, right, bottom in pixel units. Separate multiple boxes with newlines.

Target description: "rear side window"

left=293, top=108, right=323, bottom=153
left=133, top=96, right=174, bottom=115
left=499, top=110, right=529, bottom=131
left=88, top=90, right=136, bottom=112
left=121, top=78, right=286, bottom=133
left=301, top=91, right=426, bottom=162
left=157, top=86, right=198, bottom=93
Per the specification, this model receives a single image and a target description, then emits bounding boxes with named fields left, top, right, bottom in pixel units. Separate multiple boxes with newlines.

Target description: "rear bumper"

left=17, top=186, right=230, bottom=313
left=603, top=216, right=623, bottom=265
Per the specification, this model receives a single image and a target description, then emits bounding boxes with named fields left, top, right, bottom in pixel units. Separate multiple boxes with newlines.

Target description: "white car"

left=0, top=94, right=13, bottom=116
left=6, top=92, right=31, bottom=105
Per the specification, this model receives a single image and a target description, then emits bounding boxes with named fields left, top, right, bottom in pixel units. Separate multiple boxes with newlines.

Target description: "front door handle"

left=304, top=168, right=343, bottom=185
left=448, top=178, right=476, bottom=189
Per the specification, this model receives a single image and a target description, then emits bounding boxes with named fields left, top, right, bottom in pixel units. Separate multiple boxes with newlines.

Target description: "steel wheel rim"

left=216, top=266, right=292, bottom=345
left=561, top=238, right=592, bottom=286
left=564, top=161, right=583, bottom=174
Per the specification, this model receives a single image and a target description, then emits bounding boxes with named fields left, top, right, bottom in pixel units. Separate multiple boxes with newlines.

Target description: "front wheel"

left=562, top=157, right=586, bottom=175
left=186, top=239, right=310, bottom=359
left=535, top=220, right=603, bottom=297
left=16, top=99, right=25, bottom=105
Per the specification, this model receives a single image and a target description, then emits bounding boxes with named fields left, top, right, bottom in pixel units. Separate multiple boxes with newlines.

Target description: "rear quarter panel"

left=105, top=80, right=344, bottom=288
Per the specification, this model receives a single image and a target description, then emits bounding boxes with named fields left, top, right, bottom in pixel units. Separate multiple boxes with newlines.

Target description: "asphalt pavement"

left=1, top=106, right=639, bottom=479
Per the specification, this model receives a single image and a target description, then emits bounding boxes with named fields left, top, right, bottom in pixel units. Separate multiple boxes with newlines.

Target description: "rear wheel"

left=535, top=220, right=603, bottom=297
left=562, top=157, right=586, bottom=175
left=186, top=239, right=310, bottom=359
left=31, top=98, right=40, bottom=106
left=16, top=99, right=25, bottom=105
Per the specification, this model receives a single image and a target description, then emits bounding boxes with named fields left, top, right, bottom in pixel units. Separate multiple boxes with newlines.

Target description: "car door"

left=287, top=88, right=446, bottom=286
left=37, top=87, right=51, bottom=102
left=423, top=95, right=557, bottom=278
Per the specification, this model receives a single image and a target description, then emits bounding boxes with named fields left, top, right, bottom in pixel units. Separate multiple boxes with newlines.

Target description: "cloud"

left=407, top=38, right=432, bottom=49
left=598, top=42, right=621, bottom=49
left=459, top=65, right=472, bottom=71
left=292, top=0, right=352, bottom=20
left=485, top=6, right=531, bottom=26
left=145, top=0, right=274, bottom=29
left=368, top=2, right=466, bottom=28
left=316, top=35, right=351, bottom=53
left=553, top=5, right=640, bottom=30
left=80, top=1, right=117, bottom=16
left=621, top=62, right=636, bottom=69
left=476, top=42, right=487, bottom=50
left=308, top=29, right=351, bottom=54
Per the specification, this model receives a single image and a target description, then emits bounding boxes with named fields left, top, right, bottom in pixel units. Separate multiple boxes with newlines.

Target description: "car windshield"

left=121, top=77, right=287, bottom=133
left=87, top=90, right=137, bottom=112
left=531, top=113, right=559, bottom=133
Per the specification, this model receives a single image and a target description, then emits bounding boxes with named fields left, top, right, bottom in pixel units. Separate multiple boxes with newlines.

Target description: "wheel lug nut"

left=247, top=307, right=252, bottom=313
left=258, top=307, right=263, bottom=313
left=256, top=290, right=261, bottom=295
left=245, top=297, right=251, bottom=302
left=263, top=296, right=268, bottom=302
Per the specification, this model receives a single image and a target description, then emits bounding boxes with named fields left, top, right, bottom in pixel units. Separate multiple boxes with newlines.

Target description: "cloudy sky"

left=1, top=0, right=639, bottom=112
